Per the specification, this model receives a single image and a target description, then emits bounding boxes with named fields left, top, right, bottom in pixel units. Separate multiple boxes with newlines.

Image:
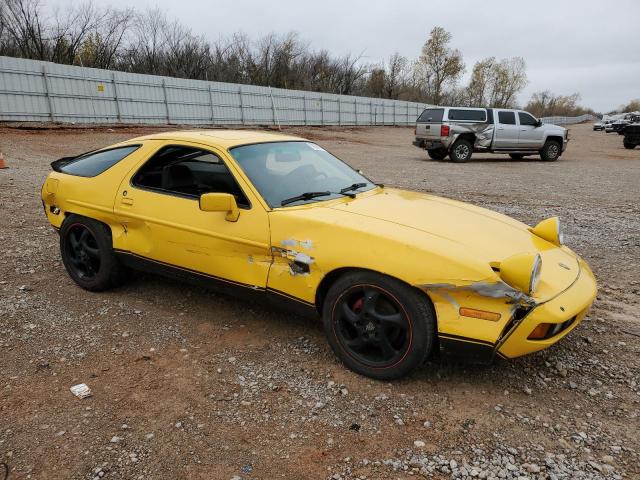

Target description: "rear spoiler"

left=50, top=148, right=95, bottom=172
left=50, top=156, right=78, bottom=172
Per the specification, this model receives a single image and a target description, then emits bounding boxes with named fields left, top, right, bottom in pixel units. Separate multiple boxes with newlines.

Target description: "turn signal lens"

left=459, top=308, right=501, bottom=322
left=528, top=323, right=551, bottom=340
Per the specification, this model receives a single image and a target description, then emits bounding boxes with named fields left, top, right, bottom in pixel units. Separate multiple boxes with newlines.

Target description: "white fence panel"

left=0, top=56, right=430, bottom=126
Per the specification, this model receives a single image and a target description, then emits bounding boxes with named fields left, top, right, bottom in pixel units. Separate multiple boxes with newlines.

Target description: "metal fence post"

left=303, top=95, right=308, bottom=126
left=239, top=85, right=245, bottom=125
left=161, top=79, right=170, bottom=124
left=320, top=97, right=325, bottom=126
left=354, top=98, right=358, bottom=126
left=269, top=86, right=281, bottom=130
left=208, top=84, right=215, bottom=125
left=41, top=65, right=55, bottom=121
left=112, top=72, right=122, bottom=123
left=338, top=97, right=342, bottom=126
left=393, top=102, right=397, bottom=126
left=370, top=99, right=374, bottom=125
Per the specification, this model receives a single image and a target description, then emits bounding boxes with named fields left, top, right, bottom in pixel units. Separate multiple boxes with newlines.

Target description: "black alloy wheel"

left=64, top=224, right=101, bottom=280
left=60, top=214, right=129, bottom=291
left=322, top=271, right=435, bottom=380
left=333, top=285, right=411, bottom=368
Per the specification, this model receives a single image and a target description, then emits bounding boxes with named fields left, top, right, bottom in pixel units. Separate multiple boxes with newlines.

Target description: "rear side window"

left=447, top=109, right=487, bottom=122
left=498, top=111, right=516, bottom=125
left=132, top=145, right=250, bottom=208
left=59, top=146, right=139, bottom=177
left=417, top=108, right=444, bottom=123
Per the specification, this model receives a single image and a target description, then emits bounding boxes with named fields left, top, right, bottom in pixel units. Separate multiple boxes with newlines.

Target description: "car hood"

left=323, top=188, right=579, bottom=297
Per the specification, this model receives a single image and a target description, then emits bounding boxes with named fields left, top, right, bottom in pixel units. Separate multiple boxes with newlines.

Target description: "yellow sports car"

left=41, top=130, right=597, bottom=379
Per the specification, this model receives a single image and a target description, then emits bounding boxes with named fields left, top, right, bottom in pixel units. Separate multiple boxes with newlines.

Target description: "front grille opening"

left=545, top=316, right=576, bottom=339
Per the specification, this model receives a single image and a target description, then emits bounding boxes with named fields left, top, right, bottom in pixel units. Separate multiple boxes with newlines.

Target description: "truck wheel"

left=539, top=140, right=561, bottom=161
left=449, top=139, right=473, bottom=163
left=509, top=153, right=525, bottom=160
left=427, top=148, right=448, bottom=160
left=623, top=139, right=636, bottom=149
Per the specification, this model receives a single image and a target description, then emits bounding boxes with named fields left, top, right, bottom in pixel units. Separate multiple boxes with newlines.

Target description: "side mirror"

left=535, top=119, right=543, bottom=127
left=199, top=193, right=239, bottom=222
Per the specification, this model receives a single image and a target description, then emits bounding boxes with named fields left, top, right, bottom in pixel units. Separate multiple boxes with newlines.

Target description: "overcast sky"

left=49, top=0, right=640, bottom=112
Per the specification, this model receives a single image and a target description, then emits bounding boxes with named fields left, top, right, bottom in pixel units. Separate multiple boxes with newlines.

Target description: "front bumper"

left=496, top=258, right=597, bottom=358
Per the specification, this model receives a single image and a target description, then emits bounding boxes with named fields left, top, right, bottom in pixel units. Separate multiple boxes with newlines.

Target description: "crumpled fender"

left=449, top=123, right=495, bottom=149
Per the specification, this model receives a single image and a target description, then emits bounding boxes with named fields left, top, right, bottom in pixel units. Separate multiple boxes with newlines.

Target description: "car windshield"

left=229, top=141, right=376, bottom=208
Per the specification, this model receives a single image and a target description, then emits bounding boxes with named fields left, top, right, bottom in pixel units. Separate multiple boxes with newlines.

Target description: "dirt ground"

left=0, top=122, right=638, bottom=480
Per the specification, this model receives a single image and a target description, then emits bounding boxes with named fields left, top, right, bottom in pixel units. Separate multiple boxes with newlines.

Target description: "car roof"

left=127, top=129, right=305, bottom=149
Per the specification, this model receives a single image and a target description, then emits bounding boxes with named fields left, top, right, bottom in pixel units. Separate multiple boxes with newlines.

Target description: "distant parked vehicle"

left=612, top=120, right=630, bottom=135
left=622, top=117, right=640, bottom=149
left=413, top=107, right=568, bottom=162
left=604, top=121, right=617, bottom=133
left=593, top=121, right=604, bottom=131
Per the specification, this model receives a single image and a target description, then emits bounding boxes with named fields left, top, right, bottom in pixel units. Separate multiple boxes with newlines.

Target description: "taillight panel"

left=440, top=125, right=450, bottom=136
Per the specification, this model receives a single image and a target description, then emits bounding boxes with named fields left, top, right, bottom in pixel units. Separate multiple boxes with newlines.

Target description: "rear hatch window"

left=417, top=108, right=444, bottom=123
left=52, top=145, right=140, bottom=177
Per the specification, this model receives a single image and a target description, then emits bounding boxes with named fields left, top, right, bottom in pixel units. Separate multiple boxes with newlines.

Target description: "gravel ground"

left=0, top=122, right=638, bottom=480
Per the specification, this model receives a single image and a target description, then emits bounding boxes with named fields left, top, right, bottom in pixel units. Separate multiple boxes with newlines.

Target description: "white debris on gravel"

left=69, top=383, right=92, bottom=399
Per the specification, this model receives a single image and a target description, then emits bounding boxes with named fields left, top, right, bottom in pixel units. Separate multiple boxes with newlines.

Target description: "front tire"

left=427, top=148, right=448, bottom=160
left=322, top=271, right=436, bottom=380
left=623, top=139, right=636, bottom=149
left=449, top=139, right=473, bottom=163
left=60, top=215, right=129, bottom=291
left=539, top=140, right=561, bottom=161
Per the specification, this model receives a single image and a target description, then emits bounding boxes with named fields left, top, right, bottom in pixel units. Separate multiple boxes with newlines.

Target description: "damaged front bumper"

left=496, top=258, right=596, bottom=359
left=430, top=256, right=597, bottom=364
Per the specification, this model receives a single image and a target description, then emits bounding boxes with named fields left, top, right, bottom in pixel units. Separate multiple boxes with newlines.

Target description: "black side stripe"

left=438, top=332, right=496, bottom=347
left=113, top=249, right=315, bottom=307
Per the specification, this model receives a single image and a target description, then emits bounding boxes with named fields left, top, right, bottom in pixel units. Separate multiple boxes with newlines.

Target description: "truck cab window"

left=498, top=111, right=516, bottom=125
left=518, top=112, right=538, bottom=126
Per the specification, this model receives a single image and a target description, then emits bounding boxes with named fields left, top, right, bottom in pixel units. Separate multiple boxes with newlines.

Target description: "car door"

left=494, top=110, right=520, bottom=148
left=517, top=111, right=545, bottom=148
left=114, top=140, right=272, bottom=290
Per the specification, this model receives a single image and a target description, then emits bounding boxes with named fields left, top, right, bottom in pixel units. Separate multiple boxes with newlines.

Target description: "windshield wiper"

left=281, top=191, right=331, bottom=206
left=340, top=182, right=368, bottom=194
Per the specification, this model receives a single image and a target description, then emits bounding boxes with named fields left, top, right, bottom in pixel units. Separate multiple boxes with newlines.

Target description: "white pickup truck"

left=413, top=107, right=569, bottom=162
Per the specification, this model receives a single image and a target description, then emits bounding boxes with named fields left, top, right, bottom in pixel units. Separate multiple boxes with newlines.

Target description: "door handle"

left=121, top=197, right=134, bottom=206
left=498, top=127, right=504, bottom=130
left=520, top=128, right=527, bottom=131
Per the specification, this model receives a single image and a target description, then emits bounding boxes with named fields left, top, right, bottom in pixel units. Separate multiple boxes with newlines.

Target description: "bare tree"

left=1, top=0, right=48, bottom=59
left=416, top=26, right=465, bottom=105
left=525, top=91, right=596, bottom=117
left=465, top=57, right=496, bottom=106
left=384, top=52, right=408, bottom=99
left=489, top=57, right=527, bottom=108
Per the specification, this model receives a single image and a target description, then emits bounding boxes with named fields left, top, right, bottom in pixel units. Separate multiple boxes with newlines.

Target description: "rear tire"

left=427, top=148, right=448, bottom=160
left=60, top=215, right=129, bottom=291
left=449, top=139, right=473, bottom=163
left=322, top=270, right=436, bottom=380
left=539, top=140, right=561, bottom=161
left=623, top=139, right=636, bottom=149
left=509, top=153, right=525, bottom=160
